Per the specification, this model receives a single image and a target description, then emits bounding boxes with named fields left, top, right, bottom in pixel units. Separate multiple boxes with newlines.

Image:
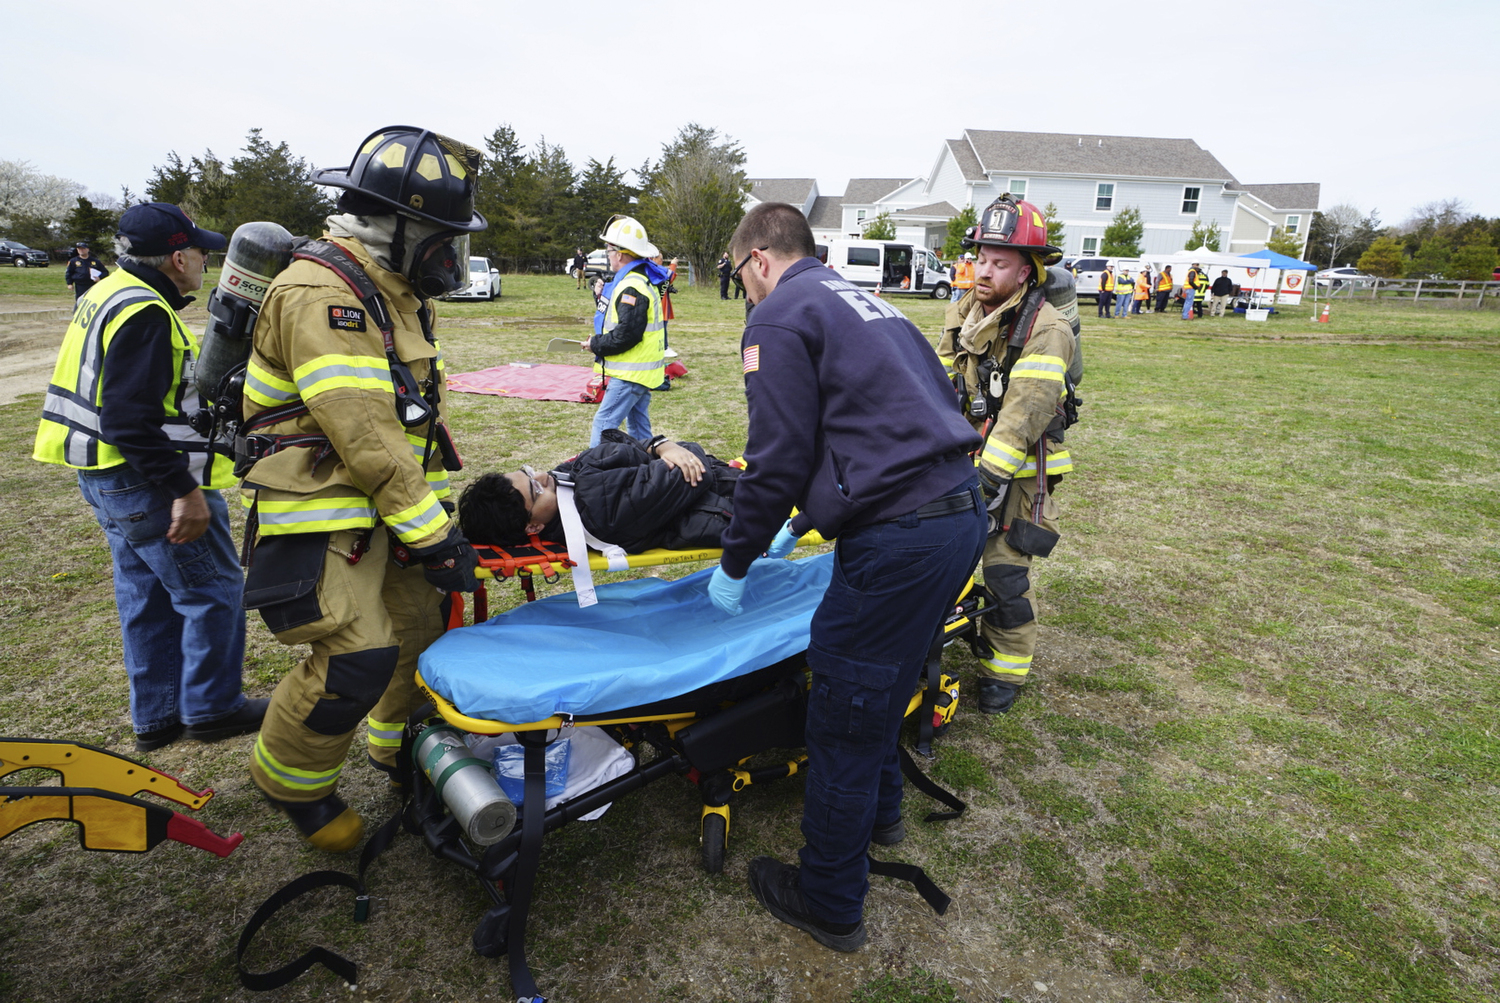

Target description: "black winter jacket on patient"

left=552, top=430, right=740, bottom=553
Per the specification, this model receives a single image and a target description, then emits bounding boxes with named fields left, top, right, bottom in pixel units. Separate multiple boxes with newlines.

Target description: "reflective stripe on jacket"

left=596, top=268, right=665, bottom=388
left=33, top=269, right=234, bottom=488
left=954, top=259, right=975, bottom=289
left=239, top=236, right=454, bottom=548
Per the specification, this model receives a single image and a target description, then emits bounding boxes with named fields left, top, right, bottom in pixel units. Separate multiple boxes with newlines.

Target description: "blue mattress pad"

left=419, top=554, right=834, bottom=725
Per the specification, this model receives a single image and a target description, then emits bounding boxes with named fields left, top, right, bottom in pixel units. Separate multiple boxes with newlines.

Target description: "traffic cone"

left=1319, top=304, right=1331, bottom=324
left=873, top=286, right=882, bottom=296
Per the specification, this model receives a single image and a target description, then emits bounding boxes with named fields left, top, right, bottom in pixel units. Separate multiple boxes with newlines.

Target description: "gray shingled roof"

left=807, top=195, right=844, bottom=229
left=892, top=201, right=958, bottom=218
left=1240, top=183, right=1321, bottom=211
left=748, top=178, right=816, bottom=205
left=843, top=178, right=910, bottom=204
left=962, top=130, right=1238, bottom=182
left=946, top=138, right=985, bottom=182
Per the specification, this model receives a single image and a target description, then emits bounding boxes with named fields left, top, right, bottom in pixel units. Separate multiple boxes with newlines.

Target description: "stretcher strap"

left=898, top=744, right=966, bottom=822
left=506, top=732, right=550, bottom=1002
left=554, top=479, right=597, bottom=608
left=868, top=854, right=951, bottom=915
left=916, top=632, right=945, bottom=759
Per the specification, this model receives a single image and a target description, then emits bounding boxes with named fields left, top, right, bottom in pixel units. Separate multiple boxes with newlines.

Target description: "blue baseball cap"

left=116, top=202, right=228, bottom=257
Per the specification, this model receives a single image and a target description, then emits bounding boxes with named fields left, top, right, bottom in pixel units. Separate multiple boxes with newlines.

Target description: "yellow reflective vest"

left=1100, top=269, right=1115, bottom=292
left=596, top=268, right=665, bottom=389
left=33, top=268, right=235, bottom=488
left=239, top=236, right=454, bottom=549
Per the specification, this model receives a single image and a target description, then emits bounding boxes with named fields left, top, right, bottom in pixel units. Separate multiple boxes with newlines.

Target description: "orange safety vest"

left=1157, top=272, right=1173, bottom=291
left=954, top=259, right=974, bottom=289
left=1135, top=274, right=1151, bottom=298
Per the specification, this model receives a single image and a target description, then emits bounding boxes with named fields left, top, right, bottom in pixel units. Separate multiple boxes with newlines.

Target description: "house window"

left=1081, top=236, right=1099, bottom=255
left=1182, top=186, right=1201, bottom=214
left=856, top=210, right=866, bottom=222
left=1285, top=214, right=1301, bottom=234
left=1095, top=183, right=1113, bottom=211
left=1009, top=179, right=1028, bottom=201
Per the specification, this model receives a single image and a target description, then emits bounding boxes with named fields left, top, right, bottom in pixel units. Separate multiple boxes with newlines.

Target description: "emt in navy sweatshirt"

left=709, top=202, right=987, bottom=952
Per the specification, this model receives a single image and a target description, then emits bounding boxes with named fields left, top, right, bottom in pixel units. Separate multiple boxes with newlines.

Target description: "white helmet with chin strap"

left=600, top=214, right=658, bottom=259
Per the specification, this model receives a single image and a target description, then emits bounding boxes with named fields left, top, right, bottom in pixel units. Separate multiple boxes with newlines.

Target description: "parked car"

left=1, top=239, right=50, bottom=267
left=1314, top=267, right=1375, bottom=290
left=559, top=248, right=613, bottom=282
left=444, top=256, right=501, bottom=301
left=1070, top=256, right=1145, bottom=298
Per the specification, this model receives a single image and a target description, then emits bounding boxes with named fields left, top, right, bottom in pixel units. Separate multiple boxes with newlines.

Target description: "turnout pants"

left=250, top=529, right=444, bottom=804
left=799, top=481, right=986, bottom=924
left=976, top=477, right=1061, bottom=687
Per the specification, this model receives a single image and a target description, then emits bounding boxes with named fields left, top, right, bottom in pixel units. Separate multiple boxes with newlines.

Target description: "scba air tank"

left=1043, top=265, right=1084, bottom=385
left=414, top=724, right=517, bottom=845
left=194, top=221, right=295, bottom=401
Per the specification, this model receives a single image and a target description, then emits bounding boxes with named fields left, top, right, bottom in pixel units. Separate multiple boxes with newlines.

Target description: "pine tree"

left=1101, top=207, right=1143, bottom=257
left=145, top=152, right=193, bottom=205
left=1448, top=241, right=1498, bottom=281
left=1042, top=202, right=1065, bottom=250
left=1356, top=236, right=1405, bottom=278
left=225, top=128, right=331, bottom=237
left=942, top=205, right=977, bottom=259
left=1265, top=226, right=1303, bottom=258
left=67, top=196, right=118, bottom=254
left=1184, top=218, right=1221, bottom=252
left=862, top=211, right=895, bottom=240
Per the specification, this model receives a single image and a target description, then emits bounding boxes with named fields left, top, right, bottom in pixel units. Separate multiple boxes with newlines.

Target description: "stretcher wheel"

left=700, top=812, right=727, bottom=874
left=472, top=903, right=510, bottom=957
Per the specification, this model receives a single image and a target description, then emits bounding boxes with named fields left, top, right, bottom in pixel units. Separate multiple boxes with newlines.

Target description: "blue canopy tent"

left=1236, top=249, right=1318, bottom=307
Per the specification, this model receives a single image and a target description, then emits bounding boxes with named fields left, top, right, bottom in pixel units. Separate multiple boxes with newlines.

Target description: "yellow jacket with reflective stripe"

left=239, top=236, right=454, bottom=549
left=32, top=268, right=236, bottom=489
left=937, top=293, right=1075, bottom=483
left=596, top=269, right=665, bottom=388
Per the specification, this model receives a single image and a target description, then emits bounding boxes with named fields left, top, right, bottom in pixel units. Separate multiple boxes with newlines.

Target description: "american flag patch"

left=620, top=293, right=637, bottom=306
left=743, top=344, right=760, bottom=373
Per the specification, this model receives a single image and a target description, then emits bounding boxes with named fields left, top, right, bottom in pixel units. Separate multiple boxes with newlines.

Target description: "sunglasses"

left=521, top=465, right=544, bottom=504
left=731, top=246, right=769, bottom=283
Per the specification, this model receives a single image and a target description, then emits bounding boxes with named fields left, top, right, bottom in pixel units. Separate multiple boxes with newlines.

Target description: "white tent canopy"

left=1140, top=248, right=1257, bottom=271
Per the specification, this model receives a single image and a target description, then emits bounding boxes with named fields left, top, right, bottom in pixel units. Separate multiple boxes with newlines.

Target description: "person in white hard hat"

left=582, top=214, right=671, bottom=446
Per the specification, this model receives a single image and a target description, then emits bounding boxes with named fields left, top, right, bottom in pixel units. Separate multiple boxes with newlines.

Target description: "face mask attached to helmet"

left=410, top=230, right=470, bottom=299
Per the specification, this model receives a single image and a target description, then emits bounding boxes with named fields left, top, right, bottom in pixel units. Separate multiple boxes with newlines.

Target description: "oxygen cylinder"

left=414, top=724, right=516, bottom=846
left=1043, top=265, right=1084, bottom=385
left=195, top=221, right=295, bottom=401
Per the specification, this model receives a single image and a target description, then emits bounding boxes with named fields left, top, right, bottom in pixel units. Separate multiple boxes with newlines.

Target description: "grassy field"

left=0, top=272, right=1497, bottom=1003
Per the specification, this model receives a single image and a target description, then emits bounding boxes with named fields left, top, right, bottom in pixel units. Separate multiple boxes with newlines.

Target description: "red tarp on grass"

left=447, top=362, right=689, bottom=402
left=447, top=363, right=600, bottom=402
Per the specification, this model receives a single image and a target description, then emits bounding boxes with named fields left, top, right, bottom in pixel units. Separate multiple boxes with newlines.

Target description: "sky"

left=4, top=0, right=1497, bottom=226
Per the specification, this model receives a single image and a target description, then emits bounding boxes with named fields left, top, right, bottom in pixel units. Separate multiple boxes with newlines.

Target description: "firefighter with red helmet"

left=936, top=195, right=1077, bottom=714
left=241, top=126, right=486, bottom=851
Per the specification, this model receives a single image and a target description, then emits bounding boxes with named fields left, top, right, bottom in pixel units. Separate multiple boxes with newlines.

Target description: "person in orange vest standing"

left=952, top=253, right=975, bottom=302
left=1155, top=265, right=1173, bottom=313
left=1133, top=268, right=1151, bottom=314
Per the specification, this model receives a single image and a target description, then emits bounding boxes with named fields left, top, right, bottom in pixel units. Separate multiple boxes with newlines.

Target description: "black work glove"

left=410, top=529, right=480, bottom=593
left=977, top=467, right=1011, bottom=535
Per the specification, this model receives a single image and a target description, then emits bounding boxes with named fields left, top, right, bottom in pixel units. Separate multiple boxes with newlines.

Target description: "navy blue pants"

left=798, top=479, right=987, bottom=923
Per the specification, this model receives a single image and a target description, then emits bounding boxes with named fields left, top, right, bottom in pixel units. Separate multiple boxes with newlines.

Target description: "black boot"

left=185, top=697, right=269, bottom=742
left=976, top=678, right=1020, bottom=715
left=747, top=856, right=866, bottom=952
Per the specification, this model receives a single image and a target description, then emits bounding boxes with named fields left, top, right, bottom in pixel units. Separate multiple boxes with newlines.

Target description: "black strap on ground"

left=868, top=853, right=952, bottom=915
left=898, top=743, right=967, bottom=822
left=503, top=730, right=550, bottom=1003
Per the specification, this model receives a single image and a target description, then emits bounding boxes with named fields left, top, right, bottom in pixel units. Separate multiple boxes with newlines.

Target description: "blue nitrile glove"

left=708, top=566, right=746, bottom=616
left=765, top=520, right=799, bottom=559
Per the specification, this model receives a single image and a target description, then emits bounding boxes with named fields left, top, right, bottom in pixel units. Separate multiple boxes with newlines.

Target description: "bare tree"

left=1309, top=203, right=1365, bottom=268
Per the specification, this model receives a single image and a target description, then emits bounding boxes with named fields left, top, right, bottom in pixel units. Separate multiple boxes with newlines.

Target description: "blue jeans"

left=589, top=377, right=653, bottom=447
left=1115, top=289, right=1131, bottom=317
left=77, top=467, right=247, bottom=733
left=798, top=479, right=987, bottom=923
left=1181, top=289, right=1196, bottom=319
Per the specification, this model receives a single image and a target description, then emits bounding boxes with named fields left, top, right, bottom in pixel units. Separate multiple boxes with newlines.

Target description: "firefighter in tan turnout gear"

left=240, top=126, right=487, bottom=851
left=937, top=195, right=1077, bottom=714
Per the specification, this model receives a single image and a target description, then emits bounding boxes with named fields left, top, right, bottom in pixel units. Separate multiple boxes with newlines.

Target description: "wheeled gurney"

left=413, top=545, right=987, bottom=1000
left=240, top=544, right=990, bottom=1001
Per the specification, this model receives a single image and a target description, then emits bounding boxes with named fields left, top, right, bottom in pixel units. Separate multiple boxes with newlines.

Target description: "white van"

left=821, top=240, right=951, bottom=299
left=1071, top=256, right=1144, bottom=299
